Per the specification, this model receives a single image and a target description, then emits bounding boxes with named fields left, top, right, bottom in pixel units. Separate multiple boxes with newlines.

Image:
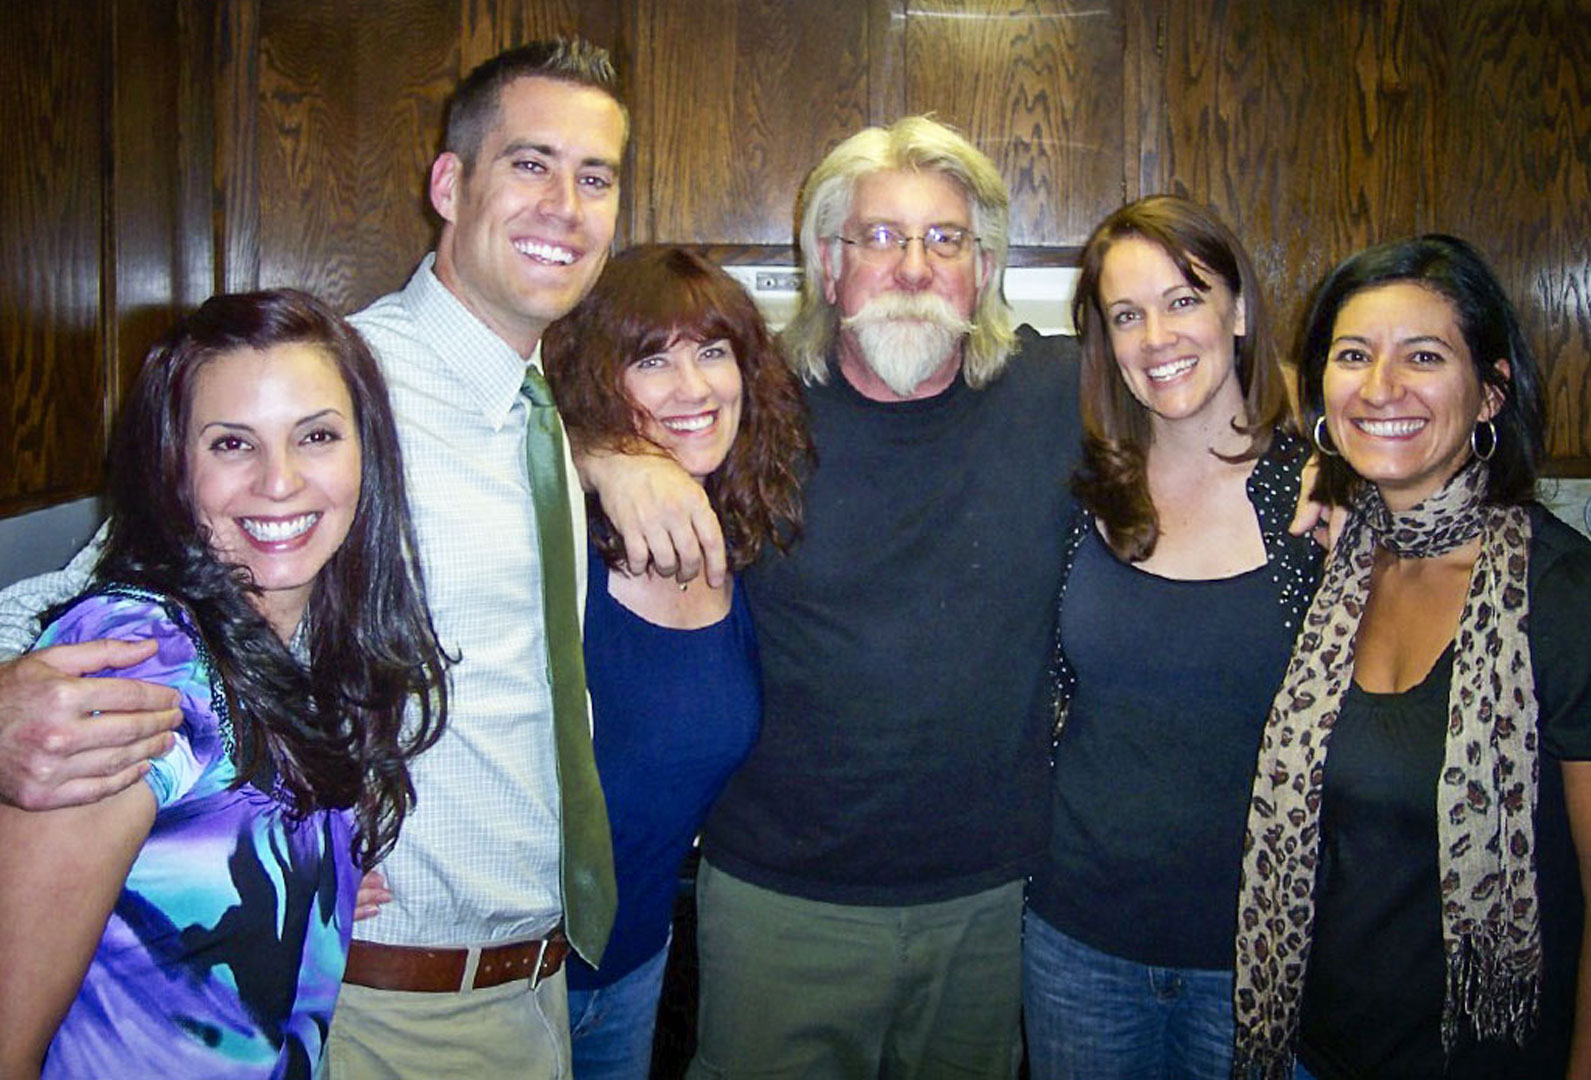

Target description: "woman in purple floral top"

left=0, top=290, right=448, bottom=1079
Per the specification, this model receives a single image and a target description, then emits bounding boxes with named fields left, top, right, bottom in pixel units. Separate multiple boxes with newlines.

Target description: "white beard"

left=840, top=292, right=973, bottom=397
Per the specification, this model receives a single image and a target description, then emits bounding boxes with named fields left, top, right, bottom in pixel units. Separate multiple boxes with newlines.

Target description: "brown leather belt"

left=344, top=929, right=570, bottom=992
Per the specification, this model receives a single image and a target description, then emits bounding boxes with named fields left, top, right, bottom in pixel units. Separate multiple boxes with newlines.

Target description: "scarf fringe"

left=1442, top=930, right=1543, bottom=1053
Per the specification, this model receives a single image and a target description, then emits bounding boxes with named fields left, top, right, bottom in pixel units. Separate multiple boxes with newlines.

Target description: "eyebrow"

left=1331, top=333, right=1455, bottom=349
left=198, top=408, right=345, bottom=434
left=496, top=139, right=619, bottom=172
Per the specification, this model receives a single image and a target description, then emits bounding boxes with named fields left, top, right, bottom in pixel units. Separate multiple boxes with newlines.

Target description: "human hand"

left=0, top=640, right=181, bottom=811
left=1288, top=455, right=1346, bottom=552
left=354, top=869, right=391, bottom=921
left=577, top=447, right=727, bottom=587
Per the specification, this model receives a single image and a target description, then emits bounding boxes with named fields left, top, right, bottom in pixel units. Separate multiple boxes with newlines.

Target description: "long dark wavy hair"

left=91, top=289, right=449, bottom=869
left=1298, top=233, right=1544, bottom=507
left=542, top=246, right=809, bottom=571
left=1070, top=195, right=1292, bottom=560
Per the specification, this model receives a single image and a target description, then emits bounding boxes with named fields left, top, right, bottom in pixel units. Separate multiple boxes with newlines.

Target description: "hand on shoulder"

left=0, top=640, right=180, bottom=811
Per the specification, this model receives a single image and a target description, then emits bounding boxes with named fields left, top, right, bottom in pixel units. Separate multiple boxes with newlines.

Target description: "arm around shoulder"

left=573, top=443, right=727, bottom=587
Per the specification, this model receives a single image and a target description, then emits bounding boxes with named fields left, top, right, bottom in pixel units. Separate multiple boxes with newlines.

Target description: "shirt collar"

left=403, top=253, right=539, bottom=429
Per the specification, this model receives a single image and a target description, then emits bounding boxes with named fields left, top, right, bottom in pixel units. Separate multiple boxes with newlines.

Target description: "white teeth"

left=513, top=240, right=576, bottom=265
left=240, top=513, right=319, bottom=542
left=663, top=414, right=714, bottom=433
left=1147, top=357, right=1197, bottom=381
left=1355, top=418, right=1427, bottom=437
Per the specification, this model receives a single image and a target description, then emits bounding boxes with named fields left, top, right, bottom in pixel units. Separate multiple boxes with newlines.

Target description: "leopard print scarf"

left=1232, top=462, right=1538, bottom=1078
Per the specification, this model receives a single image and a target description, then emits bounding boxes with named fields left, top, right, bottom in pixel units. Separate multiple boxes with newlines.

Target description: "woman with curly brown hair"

left=541, top=245, right=808, bottom=1078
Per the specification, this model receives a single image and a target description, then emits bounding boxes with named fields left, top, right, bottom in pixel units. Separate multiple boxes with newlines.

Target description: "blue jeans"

left=567, top=940, right=670, bottom=1080
left=1022, top=912, right=1235, bottom=1080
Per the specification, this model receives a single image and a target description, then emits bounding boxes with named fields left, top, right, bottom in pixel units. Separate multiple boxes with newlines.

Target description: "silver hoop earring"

left=1312, top=416, right=1340, bottom=457
left=1471, top=418, right=1498, bottom=462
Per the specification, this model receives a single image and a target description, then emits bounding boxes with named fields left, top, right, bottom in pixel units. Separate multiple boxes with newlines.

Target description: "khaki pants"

left=688, top=861, right=1024, bottom=1079
left=325, top=968, right=571, bottom=1079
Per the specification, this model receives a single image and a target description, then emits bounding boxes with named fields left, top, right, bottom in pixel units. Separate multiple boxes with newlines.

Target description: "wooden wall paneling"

left=869, top=0, right=909, bottom=127
left=899, top=0, right=1126, bottom=249
left=631, top=0, right=874, bottom=248
left=1123, top=0, right=1167, bottom=202
left=214, top=0, right=262, bottom=295
left=459, top=0, right=625, bottom=74
left=1158, top=0, right=1440, bottom=358
left=110, top=0, right=206, bottom=405
left=1434, top=1, right=1591, bottom=474
left=252, top=0, right=364, bottom=308
left=174, top=0, right=221, bottom=312
left=0, top=1, right=109, bottom=515
left=345, top=0, right=458, bottom=312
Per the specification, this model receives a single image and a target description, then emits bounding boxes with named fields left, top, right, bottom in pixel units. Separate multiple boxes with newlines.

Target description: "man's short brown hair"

left=444, top=37, right=628, bottom=173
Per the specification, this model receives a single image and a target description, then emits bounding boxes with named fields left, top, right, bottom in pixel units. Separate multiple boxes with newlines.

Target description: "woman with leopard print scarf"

left=1232, top=235, right=1591, bottom=1079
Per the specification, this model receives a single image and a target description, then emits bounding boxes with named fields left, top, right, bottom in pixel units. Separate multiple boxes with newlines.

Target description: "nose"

left=892, top=236, right=933, bottom=290
left=1142, top=308, right=1174, bottom=349
left=1360, top=354, right=1402, bottom=404
left=538, top=171, right=582, bottom=225
left=673, top=357, right=711, bottom=400
left=258, top=446, right=305, bottom=500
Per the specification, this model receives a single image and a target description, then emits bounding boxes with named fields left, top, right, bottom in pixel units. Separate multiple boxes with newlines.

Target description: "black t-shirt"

left=1030, top=525, right=1300, bottom=968
left=1299, top=506, right=1591, bottom=1078
left=701, top=328, right=1083, bottom=905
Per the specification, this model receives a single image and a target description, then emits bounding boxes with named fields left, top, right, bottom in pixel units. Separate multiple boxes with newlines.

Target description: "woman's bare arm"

left=0, top=782, right=155, bottom=1077
left=1565, top=760, right=1591, bottom=1080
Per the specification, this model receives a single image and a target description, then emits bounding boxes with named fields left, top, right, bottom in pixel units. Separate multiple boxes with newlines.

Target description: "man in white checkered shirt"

left=0, top=37, right=662, bottom=1078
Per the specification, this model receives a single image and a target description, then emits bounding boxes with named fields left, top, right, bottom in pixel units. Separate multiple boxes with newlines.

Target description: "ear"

left=975, top=246, right=994, bottom=292
left=429, top=152, right=463, bottom=224
left=819, top=238, right=841, bottom=305
left=1479, top=357, right=1511, bottom=421
left=1232, top=291, right=1248, bottom=338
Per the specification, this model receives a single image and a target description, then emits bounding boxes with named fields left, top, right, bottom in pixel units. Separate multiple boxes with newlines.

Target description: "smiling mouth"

left=662, top=413, right=716, bottom=434
left=1354, top=418, right=1427, bottom=437
left=239, top=513, right=321, bottom=543
left=1146, top=357, right=1196, bottom=381
left=513, top=239, right=577, bottom=266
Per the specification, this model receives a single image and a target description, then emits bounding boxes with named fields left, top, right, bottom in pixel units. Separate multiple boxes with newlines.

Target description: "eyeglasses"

left=837, top=224, right=977, bottom=261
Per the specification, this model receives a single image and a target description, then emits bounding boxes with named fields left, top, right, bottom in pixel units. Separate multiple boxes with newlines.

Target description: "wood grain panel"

left=0, top=1, right=107, bottom=514
left=216, top=0, right=262, bottom=294
left=902, top=0, right=1125, bottom=247
left=110, top=0, right=210, bottom=405
left=460, top=0, right=625, bottom=73
left=1436, top=1, right=1591, bottom=472
left=633, top=0, right=873, bottom=246
left=1159, top=0, right=1442, bottom=356
left=253, top=0, right=364, bottom=306
left=346, top=0, right=458, bottom=311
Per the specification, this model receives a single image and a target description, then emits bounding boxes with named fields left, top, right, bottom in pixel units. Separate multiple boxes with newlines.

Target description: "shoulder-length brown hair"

left=543, top=246, right=809, bottom=571
left=1070, top=195, right=1290, bottom=561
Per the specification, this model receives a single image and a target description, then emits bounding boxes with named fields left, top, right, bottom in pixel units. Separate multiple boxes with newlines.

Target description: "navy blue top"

left=566, top=545, right=761, bottom=989
left=1032, top=433, right=1318, bottom=968
left=1030, top=526, right=1298, bottom=968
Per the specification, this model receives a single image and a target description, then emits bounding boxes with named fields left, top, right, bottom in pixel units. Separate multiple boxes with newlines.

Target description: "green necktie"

left=521, top=364, right=616, bottom=966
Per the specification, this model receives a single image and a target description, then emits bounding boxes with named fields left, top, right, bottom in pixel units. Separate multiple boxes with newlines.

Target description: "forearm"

left=1570, top=921, right=1591, bottom=1080
left=0, top=782, right=153, bottom=1072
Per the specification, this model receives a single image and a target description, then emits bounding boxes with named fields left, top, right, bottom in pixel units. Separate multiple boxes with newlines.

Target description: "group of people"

left=0, top=31, right=1585, bottom=1080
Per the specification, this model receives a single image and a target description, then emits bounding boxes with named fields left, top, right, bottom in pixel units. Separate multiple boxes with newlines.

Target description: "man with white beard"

left=686, top=116, right=1084, bottom=1077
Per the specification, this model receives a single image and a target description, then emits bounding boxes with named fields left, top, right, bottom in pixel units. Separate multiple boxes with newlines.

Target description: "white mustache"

left=840, top=292, right=973, bottom=336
